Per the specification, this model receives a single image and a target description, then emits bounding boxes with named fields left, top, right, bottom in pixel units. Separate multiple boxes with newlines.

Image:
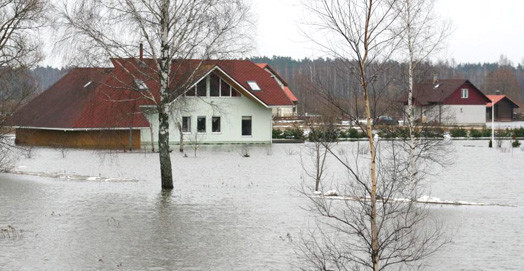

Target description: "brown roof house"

left=11, top=58, right=298, bottom=149
left=408, top=79, right=491, bottom=126
left=486, top=94, right=520, bottom=121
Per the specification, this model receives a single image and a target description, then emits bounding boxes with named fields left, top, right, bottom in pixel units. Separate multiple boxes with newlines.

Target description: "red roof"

left=283, top=86, right=298, bottom=103
left=411, top=79, right=490, bottom=105
left=486, top=95, right=520, bottom=108
left=12, top=59, right=297, bottom=129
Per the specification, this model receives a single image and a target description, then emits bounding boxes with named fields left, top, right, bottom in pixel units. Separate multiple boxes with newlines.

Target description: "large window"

left=197, top=116, right=206, bottom=133
left=221, top=79, right=231, bottom=97
left=182, top=116, right=191, bottom=133
left=210, top=74, right=220, bottom=97
left=197, top=79, right=207, bottom=97
left=461, top=88, right=469, bottom=99
left=212, top=117, right=221, bottom=133
left=242, top=116, right=252, bottom=136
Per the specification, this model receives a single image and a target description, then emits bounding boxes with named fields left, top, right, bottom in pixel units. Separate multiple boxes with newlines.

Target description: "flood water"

left=1, top=141, right=523, bottom=270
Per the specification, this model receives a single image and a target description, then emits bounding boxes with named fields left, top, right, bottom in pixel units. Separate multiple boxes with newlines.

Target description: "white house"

left=408, top=79, right=491, bottom=126
left=140, top=60, right=298, bottom=145
left=11, top=58, right=297, bottom=149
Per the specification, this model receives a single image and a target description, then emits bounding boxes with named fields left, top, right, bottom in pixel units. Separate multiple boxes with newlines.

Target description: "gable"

left=443, top=82, right=491, bottom=105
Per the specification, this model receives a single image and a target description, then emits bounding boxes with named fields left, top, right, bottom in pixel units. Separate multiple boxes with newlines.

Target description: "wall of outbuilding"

left=15, top=128, right=141, bottom=150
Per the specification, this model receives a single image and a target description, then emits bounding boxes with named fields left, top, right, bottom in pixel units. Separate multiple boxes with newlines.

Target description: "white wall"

left=272, top=106, right=296, bottom=117
left=141, top=95, right=273, bottom=146
left=410, top=104, right=487, bottom=125
left=442, top=105, right=486, bottom=125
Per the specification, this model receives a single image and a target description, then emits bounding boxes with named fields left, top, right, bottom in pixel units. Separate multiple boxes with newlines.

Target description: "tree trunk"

left=158, top=0, right=173, bottom=190
left=177, top=121, right=184, bottom=153
left=158, top=108, right=173, bottom=189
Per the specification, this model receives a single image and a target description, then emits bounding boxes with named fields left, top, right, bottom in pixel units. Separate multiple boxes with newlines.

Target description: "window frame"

left=197, top=116, right=206, bottom=133
left=182, top=116, right=192, bottom=134
left=212, top=116, right=221, bottom=134
left=241, top=116, right=252, bottom=137
left=210, top=74, right=220, bottom=97
left=461, top=88, right=469, bottom=99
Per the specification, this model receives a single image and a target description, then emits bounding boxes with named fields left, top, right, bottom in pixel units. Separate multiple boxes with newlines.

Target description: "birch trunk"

left=158, top=0, right=173, bottom=190
left=360, top=3, right=379, bottom=269
left=406, top=0, right=417, bottom=198
left=158, top=107, right=173, bottom=189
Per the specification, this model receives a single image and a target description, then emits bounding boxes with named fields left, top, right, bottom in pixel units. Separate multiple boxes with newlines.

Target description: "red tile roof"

left=12, top=59, right=297, bottom=130
left=411, top=79, right=490, bottom=105
left=283, top=86, right=298, bottom=103
left=486, top=95, right=520, bottom=108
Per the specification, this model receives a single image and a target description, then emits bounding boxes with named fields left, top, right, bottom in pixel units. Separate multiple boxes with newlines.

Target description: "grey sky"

left=40, top=0, right=524, bottom=67
left=251, top=0, right=524, bottom=65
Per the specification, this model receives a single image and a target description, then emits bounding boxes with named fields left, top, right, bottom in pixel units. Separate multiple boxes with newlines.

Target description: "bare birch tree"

left=299, top=0, right=447, bottom=269
left=0, top=0, right=47, bottom=170
left=395, top=0, right=450, bottom=195
left=57, top=0, right=251, bottom=189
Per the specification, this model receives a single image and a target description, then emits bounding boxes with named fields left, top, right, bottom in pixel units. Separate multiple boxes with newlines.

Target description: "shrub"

left=272, top=129, right=283, bottom=139
left=309, top=126, right=338, bottom=142
left=346, top=128, right=364, bottom=138
left=481, top=127, right=492, bottom=137
left=512, top=139, right=521, bottom=148
left=514, top=127, right=524, bottom=137
left=469, top=128, right=482, bottom=138
left=449, top=128, right=467, bottom=137
left=420, top=127, right=444, bottom=138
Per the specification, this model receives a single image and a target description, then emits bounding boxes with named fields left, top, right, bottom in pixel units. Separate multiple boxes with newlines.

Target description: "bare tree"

left=300, top=0, right=448, bottom=269
left=57, top=0, right=252, bottom=190
left=396, top=0, right=450, bottom=195
left=0, top=0, right=47, bottom=170
left=302, top=116, right=338, bottom=192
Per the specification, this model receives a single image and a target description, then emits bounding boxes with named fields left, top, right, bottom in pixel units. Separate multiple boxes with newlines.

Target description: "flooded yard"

left=1, top=141, right=523, bottom=270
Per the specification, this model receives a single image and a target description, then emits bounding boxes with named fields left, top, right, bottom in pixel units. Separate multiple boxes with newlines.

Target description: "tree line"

left=249, top=55, right=524, bottom=116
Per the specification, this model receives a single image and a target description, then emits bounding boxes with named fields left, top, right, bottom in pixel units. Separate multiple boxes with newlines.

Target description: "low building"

left=486, top=95, right=520, bottom=121
left=11, top=58, right=297, bottom=149
left=408, top=79, right=491, bottom=126
left=256, top=63, right=298, bottom=117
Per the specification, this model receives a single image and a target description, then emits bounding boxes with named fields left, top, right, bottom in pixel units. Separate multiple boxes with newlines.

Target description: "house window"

left=197, top=79, right=207, bottom=97
left=247, top=81, right=261, bottom=91
left=197, top=116, right=206, bottom=133
left=221, top=79, right=231, bottom=97
left=242, top=116, right=252, bottom=136
left=182, top=116, right=191, bottom=133
left=210, top=74, right=220, bottom=97
left=212, top=117, right=221, bottom=133
left=134, top=79, right=148, bottom=91
left=461, top=88, right=469, bottom=99
left=232, top=88, right=241, bottom=97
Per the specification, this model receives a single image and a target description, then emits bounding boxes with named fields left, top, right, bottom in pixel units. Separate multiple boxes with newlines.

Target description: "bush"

left=469, top=128, right=482, bottom=138
left=449, top=128, right=467, bottom=137
left=346, top=128, right=365, bottom=138
left=420, top=127, right=444, bottom=138
left=309, top=126, right=338, bottom=142
left=481, top=127, right=492, bottom=137
left=512, top=139, right=521, bottom=148
left=514, top=127, right=524, bottom=137
left=272, top=128, right=283, bottom=139
left=275, top=126, right=305, bottom=140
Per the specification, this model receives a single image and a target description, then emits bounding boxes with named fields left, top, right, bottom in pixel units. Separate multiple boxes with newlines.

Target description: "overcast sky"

left=41, top=0, right=524, bottom=67
left=251, top=0, right=524, bottom=65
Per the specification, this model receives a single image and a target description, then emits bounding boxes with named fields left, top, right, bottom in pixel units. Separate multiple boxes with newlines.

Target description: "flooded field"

left=1, top=141, right=523, bottom=270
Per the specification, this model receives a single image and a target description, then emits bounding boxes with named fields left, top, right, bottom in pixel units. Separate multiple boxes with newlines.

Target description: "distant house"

left=11, top=58, right=297, bottom=149
left=486, top=95, right=520, bottom=121
left=256, top=63, right=298, bottom=118
left=408, top=79, right=491, bottom=126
